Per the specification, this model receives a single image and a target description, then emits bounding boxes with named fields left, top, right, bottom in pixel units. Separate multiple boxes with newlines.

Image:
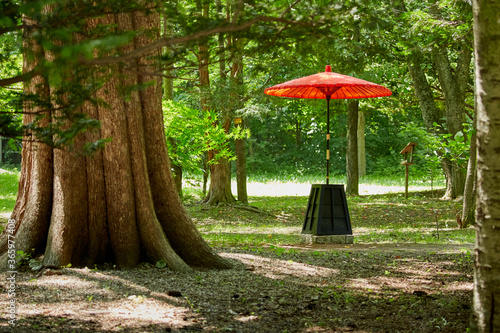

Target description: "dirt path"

left=283, top=242, right=474, bottom=254
left=1, top=244, right=473, bottom=333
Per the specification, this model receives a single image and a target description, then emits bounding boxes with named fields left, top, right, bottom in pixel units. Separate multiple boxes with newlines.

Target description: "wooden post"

left=405, top=164, right=409, bottom=199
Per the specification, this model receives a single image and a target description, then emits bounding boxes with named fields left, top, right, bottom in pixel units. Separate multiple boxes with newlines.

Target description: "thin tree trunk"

left=167, top=138, right=183, bottom=196
left=235, top=118, right=248, bottom=204
left=461, top=128, right=476, bottom=228
left=231, top=39, right=247, bottom=204
left=407, top=50, right=446, bottom=133
left=346, top=100, right=359, bottom=196
left=202, top=152, right=208, bottom=196
left=0, top=15, right=53, bottom=262
left=205, top=144, right=235, bottom=205
left=357, top=111, right=366, bottom=178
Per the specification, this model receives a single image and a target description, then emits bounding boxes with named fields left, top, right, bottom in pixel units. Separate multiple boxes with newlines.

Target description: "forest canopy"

left=0, top=0, right=473, bottom=180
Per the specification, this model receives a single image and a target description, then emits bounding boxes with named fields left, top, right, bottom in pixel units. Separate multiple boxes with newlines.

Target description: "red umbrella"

left=265, top=65, right=392, bottom=184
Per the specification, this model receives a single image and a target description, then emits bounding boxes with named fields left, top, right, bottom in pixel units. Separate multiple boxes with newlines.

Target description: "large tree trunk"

left=471, top=0, right=500, bottom=330
left=432, top=47, right=469, bottom=199
left=407, top=51, right=445, bottom=132
left=346, top=100, right=359, bottom=196
left=0, top=10, right=232, bottom=272
left=407, top=50, right=458, bottom=196
left=204, top=129, right=235, bottom=205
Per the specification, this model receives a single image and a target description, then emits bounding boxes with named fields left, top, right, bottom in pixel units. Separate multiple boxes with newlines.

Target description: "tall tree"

left=0, top=5, right=231, bottom=271
left=461, top=115, right=476, bottom=228
left=231, top=39, right=248, bottom=204
left=346, top=99, right=359, bottom=195
left=432, top=43, right=470, bottom=198
left=161, top=8, right=183, bottom=195
left=391, top=0, right=473, bottom=199
left=201, top=1, right=235, bottom=205
left=357, top=110, right=366, bottom=178
left=471, top=0, right=500, bottom=330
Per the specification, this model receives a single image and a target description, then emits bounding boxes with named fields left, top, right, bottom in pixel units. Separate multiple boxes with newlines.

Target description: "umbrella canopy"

left=264, top=65, right=392, bottom=100
left=264, top=65, right=392, bottom=184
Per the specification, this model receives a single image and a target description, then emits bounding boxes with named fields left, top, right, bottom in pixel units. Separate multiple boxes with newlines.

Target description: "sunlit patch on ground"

left=222, top=252, right=340, bottom=281
left=231, top=181, right=442, bottom=197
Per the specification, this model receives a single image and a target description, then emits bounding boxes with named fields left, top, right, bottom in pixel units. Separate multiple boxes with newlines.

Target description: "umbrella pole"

left=326, top=96, right=331, bottom=185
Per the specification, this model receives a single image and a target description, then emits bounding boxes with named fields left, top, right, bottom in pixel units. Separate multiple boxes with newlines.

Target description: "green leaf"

left=156, top=260, right=167, bottom=269
left=454, top=131, right=464, bottom=142
left=29, top=259, right=43, bottom=271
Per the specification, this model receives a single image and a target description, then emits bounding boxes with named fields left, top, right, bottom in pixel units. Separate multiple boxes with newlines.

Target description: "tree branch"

left=81, top=16, right=310, bottom=66
left=0, top=70, right=39, bottom=87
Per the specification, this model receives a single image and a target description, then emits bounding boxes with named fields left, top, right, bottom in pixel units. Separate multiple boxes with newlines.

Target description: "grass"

left=0, top=167, right=471, bottom=248
left=0, top=163, right=20, bottom=214
left=189, top=187, right=474, bottom=249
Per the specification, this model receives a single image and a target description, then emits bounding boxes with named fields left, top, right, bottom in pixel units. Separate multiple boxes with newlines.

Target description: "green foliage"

left=0, top=0, right=474, bottom=182
left=429, top=122, right=472, bottom=168
left=0, top=165, right=20, bottom=213
left=0, top=0, right=156, bottom=149
left=163, top=100, right=249, bottom=175
left=243, top=97, right=435, bottom=178
left=163, top=100, right=205, bottom=173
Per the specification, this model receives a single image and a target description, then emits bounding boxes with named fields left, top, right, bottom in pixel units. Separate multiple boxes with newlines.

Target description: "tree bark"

left=407, top=50, right=446, bottom=133
left=231, top=39, right=248, bottom=204
left=204, top=136, right=235, bottom=205
left=0, top=9, right=231, bottom=272
left=346, top=100, right=359, bottom=196
left=432, top=47, right=469, bottom=199
left=0, top=15, right=53, bottom=262
left=471, top=0, right=500, bottom=330
left=235, top=118, right=248, bottom=204
left=201, top=2, right=235, bottom=206
left=407, top=50, right=461, bottom=198
left=461, top=127, right=476, bottom=228
left=357, top=111, right=366, bottom=178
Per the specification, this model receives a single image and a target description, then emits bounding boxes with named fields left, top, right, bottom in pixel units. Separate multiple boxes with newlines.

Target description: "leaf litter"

left=0, top=243, right=473, bottom=332
left=0, top=189, right=473, bottom=332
